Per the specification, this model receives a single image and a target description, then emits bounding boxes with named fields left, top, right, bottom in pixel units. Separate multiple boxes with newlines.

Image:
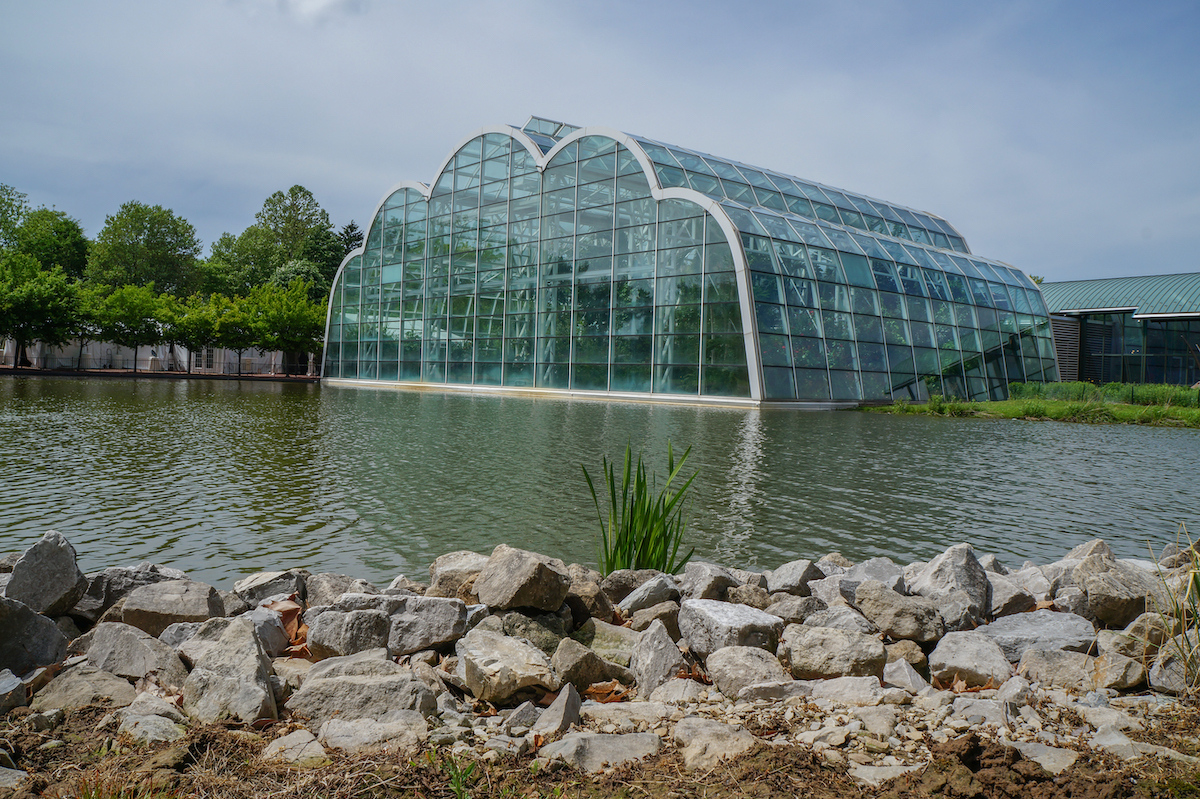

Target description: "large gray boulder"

left=987, top=573, right=1037, bottom=617
left=807, top=575, right=861, bottom=607
left=181, top=616, right=277, bottom=724
left=1148, top=636, right=1197, bottom=695
left=123, top=579, right=224, bottom=637
left=72, top=562, right=186, bottom=624
left=174, top=617, right=233, bottom=668
left=1072, top=555, right=1165, bottom=628
left=673, top=716, right=758, bottom=770
left=927, top=631, right=1012, bottom=688
left=846, top=558, right=907, bottom=593
left=307, top=609, right=390, bottom=660
left=617, top=574, right=679, bottom=615
left=599, top=569, right=660, bottom=604
left=5, top=531, right=87, bottom=617
left=777, top=624, right=885, bottom=680
left=30, top=663, right=136, bottom=710
left=908, top=543, right=990, bottom=623
left=304, top=573, right=378, bottom=607
left=1006, top=565, right=1052, bottom=603
left=287, top=649, right=435, bottom=724
left=426, top=550, right=490, bottom=599
left=678, top=599, right=783, bottom=659
left=802, top=605, right=879, bottom=635
left=263, top=729, right=330, bottom=768
left=454, top=628, right=559, bottom=703
left=473, top=544, right=570, bottom=612
left=628, top=601, right=681, bottom=640
left=530, top=683, right=582, bottom=737
left=678, top=562, right=737, bottom=601
left=974, top=609, right=1095, bottom=663
left=705, top=646, right=790, bottom=698
left=853, top=580, right=943, bottom=643
left=388, top=595, right=469, bottom=656
left=552, top=638, right=628, bottom=691
left=565, top=564, right=615, bottom=624
left=763, top=595, right=827, bottom=625
left=538, top=731, right=661, bottom=773
left=571, top=617, right=641, bottom=667
left=319, top=715, right=427, bottom=755
left=0, top=669, right=26, bottom=714
left=0, top=596, right=69, bottom=675
left=85, top=622, right=188, bottom=691
left=233, top=570, right=306, bottom=605
left=629, top=620, right=685, bottom=697
left=764, top=559, right=822, bottom=596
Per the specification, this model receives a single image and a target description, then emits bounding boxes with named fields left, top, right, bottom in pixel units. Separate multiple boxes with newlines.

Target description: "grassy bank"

left=868, top=382, right=1200, bottom=427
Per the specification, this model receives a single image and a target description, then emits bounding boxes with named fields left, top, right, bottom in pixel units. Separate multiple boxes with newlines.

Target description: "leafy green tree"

left=214, top=294, right=258, bottom=376
left=251, top=279, right=326, bottom=375
left=86, top=202, right=202, bottom=295
left=204, top=224, right=285, bottom=296
left=0, top=252, right=78, bottom=367
left=0, top=184, right=30, bottom=250
left=337, top=220, right=363, bottom=256
left=161, top=293, right=222, bottom=373
left=299, top=226, right=344, bottom=283
left=16, top=208, right=89, bottom=279
left=269, top=259, right=329, bottom=303
left=70, top=283, right=106, bottom=370
left=97, top=283, right=162, bottom=373
left=255, top=185, right=332, bottom=262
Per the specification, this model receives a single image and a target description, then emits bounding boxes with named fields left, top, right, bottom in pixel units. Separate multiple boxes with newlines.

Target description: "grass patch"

left=583, top=441, right=696, bottom=576
left=868, top=395, right=1200, bottom=427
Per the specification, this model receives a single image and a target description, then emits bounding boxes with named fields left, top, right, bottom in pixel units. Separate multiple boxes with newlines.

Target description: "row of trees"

left=0, top=182, right=363, bottom=374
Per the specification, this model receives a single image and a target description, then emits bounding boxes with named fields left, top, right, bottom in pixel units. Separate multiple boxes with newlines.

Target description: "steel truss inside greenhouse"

left=322, top=116, right=1059, bottom=405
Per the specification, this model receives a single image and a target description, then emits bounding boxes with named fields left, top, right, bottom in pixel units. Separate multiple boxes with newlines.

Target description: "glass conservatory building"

left=323, top=117, right=1058, bottom=405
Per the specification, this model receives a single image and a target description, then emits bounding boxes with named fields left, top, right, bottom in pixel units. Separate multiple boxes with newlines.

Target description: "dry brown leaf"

left=584, top=679, right=633, bottom=703
left=265, top=596, right=306, bottom=644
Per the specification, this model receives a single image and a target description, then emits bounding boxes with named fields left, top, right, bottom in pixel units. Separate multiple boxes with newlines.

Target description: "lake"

left=1, top=376, right=1195, bottom=588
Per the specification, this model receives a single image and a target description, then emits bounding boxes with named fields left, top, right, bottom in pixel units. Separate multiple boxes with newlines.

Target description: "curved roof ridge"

left=1040, top=272, right=1200, bottom=318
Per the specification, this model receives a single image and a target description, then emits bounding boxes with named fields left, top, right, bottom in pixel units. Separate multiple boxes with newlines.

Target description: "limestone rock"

left=1053, top=585, right=1089, bottom=618
left=765, top=559, right=823, bottom=596
left=0, top=669, right=26, bottom=714
left=0, top=596, right=69, bottom=675
left=705, top=646, right=790, bottom=698
left=571, top=617, right=640, bottom=667
left=978, top=553, right=1008, bottom=575
left=181, top=616, right=277, bottom=724
left=726, top=584, right=771, bottom=609
left=1010, top=741, right=1079, bottom=775
left=119, top=714, right=186, bottom=744
left=123, top=579, right=224, bottom=638
left=288, top=649, right=436, bottom=724
left=1016, top=648, right=1141, bottom=690
left=995, top=674, right=1033, bottom=705
left=849, top=763, right=925, bottom=787
left=617, top=574, right=679, bottom=615
left=1072, top=555, right=1164, bottom=628
left=119, top=692, right=188, bottom=724
left=763, top=595, right=827, bottom=625
left=629, top=620, right=685, bottom=697
left=778, top=624, right=885, bottom=680
left=473, top=544, right=570, bottom=612
left=537, top=731, right=660, bottom=773
left=72, top=562, right=186, bottom=624
left=928, top=631, right=1012, bottom=688
left=1148, top=635, right=1198, bottom=695
left=318, top=714, right=427, bottom=755
left=426, top=550, right=490, bottom=598
left=678, top=599, right=783, bottom=659
left=158, top=622, right=201, bottom=650
left=807, top=575, right=861, bottom=607
left=908, top=543, right=990, bottom=623
left=31, top=663, right=136, bottom=710
left=809, top=675, right=892, bottom=706
left=4, top=531, right=88, bottom=618
left=599, top=569, right=660, bottom=605
left=530, top=682, right=582, bottom=736
left=883, top=658, right=930, bottom=694
left=304, top=573, right=379, bottom=607
left=986, top=573, right=1037, bottom=617
left=1006, top=565, right=1052, bottom=603
left=886, top=640, right=928, bottom=671
left=628, top=601, right=681, bottom=640
left=233, top=570, right=306, bottom=605
left=85, top=622, right=188, bottom=691
left=388, top=595, right=469, bottom=656
left=650, top=678, right=708, bottom=704
left=307, top=609, right=390, bottom=660
left=455, top=628, right=559, bottom=703
left=263, top=729, right=330, bottom=767
left=975, top=609, right=1095, bottom=663
left=679, top=562, right=737, bottom=601
left=552, top=638, right=626, bottom=690
left=1067, top=539, right=1113, bottom=559
left=498, top=610, right=566, bottom=657
left=803, top=605, right=879, bottom=635
left=932, top=590, right=979, bottom=633
left=674, top=716, right=757, bottom=770
left=853, top=580, right=943, bottom=642
left=565, top=577, right=614, bottom=625
left=845, top=557, right=907, bottom=593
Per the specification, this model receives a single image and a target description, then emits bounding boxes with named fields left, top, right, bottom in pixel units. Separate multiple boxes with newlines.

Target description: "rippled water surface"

left=2, top=376, right=1197, bottom=587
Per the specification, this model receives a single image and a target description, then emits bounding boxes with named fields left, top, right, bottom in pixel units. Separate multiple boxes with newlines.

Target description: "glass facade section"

left=324, top=116, right=1057, bottom=403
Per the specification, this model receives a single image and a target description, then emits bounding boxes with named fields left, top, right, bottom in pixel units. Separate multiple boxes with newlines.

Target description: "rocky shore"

left=1, top=532, right=1197, bottom=797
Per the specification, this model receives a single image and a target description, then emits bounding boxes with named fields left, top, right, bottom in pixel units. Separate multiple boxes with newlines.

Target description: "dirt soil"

left=2, top=708, right=1199, bottom=799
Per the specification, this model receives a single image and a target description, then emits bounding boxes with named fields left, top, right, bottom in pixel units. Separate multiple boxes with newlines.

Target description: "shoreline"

left=1, top=532, right=1197, bottom=797
left=0, top=366, right=319, bottom=383
left=865, top=396, right=1200, bottom=428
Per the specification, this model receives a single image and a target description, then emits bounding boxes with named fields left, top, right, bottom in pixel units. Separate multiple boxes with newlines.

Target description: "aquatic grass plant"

left=1151, top=524, right=1200, bottom=700
left=1009, top=380, right=1200, bottom=408
left=583, top=442, right=696, bottom=576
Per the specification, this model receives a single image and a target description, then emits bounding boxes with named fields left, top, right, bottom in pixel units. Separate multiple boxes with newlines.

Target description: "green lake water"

left=1, top=376, right=1196, bottom=588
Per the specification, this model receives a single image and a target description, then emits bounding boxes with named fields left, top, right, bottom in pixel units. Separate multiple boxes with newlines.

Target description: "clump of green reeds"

left=1151, top=523, right=1200, bottom=699
left=583, top=442, right=696, bottom=576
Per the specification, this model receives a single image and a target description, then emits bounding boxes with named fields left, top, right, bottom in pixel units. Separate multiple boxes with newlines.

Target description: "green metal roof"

left=1040, top=273, right=1200, bottom=318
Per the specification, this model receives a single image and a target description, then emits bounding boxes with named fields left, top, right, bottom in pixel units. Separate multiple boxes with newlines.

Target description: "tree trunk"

left=132, top=344, right=138, bottom=373
left=77, top=340, right=86, bottom=371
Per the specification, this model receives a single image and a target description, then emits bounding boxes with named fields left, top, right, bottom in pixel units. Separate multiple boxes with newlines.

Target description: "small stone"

left=263, top=729, right=330, bottom=767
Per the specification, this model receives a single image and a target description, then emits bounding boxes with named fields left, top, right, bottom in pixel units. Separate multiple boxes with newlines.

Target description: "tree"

left=166, top=294, right=221, bottom=373
left=97, top=283, right=162, bottom=373
left=70, top=283, right=106, bottom=370
left=255, top=185, right=332, bottom=262
left=16, top=208, right=89, bottom=279
left=214, top=294, right=258, bottom=377
left=86, top=201, right=202, bottom=295
left=202, top=225, right=284, bottom=296
left=0, top=184, right=30, bottom=250
left=269, top=259, right=328, bottom=303
left=299, top=226, right=344, bottom=283
left=337, top=220, right=363, bottom=256
left=251, top=280, right=326, bottom=375
left=0, top=252, right=78, bottom=367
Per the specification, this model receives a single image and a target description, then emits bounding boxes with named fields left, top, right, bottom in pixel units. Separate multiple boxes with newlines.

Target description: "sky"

left=2, top=0, right=1198, bottom=283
